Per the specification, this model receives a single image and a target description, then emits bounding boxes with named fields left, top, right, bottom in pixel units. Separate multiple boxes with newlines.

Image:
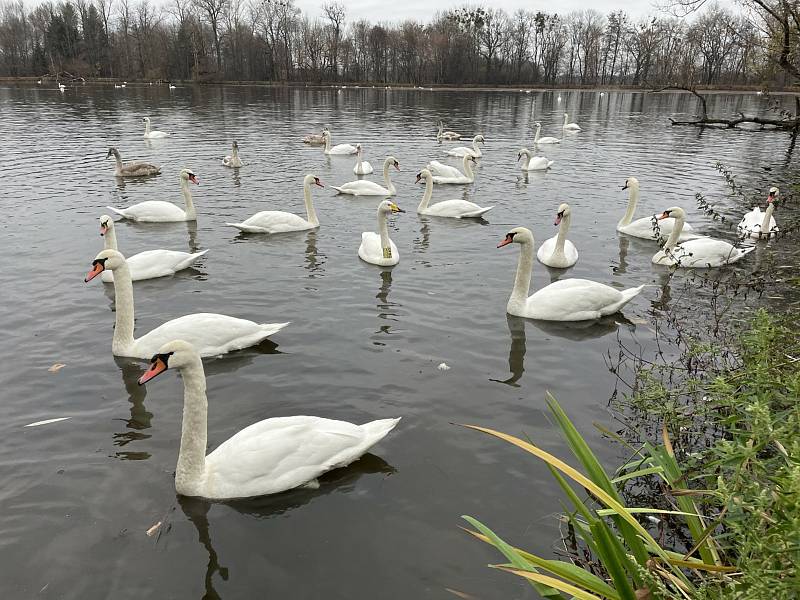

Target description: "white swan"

left=415, top=169, right=492, bottom=218
left=653, top=207, right=754, bottom=267
left=142, top=116, right=168, bottom=139
left=168, top=84, right=176, bottom=89
left=222, top=141, right=243, bottom=168
left=498, top=227, right=644, bottom=321
left=562, top=113, right=581, bottom=131
left=358, top=200, right=404, bottom=266
left=85, top=249, right=289, bottom=358
left=517, top=148, right=554, bottom=171
left=426, top=154, right=476, bottom=184
left=444, top=135, right=485, bottom=158
left=225, top=174, right=324, bottom=234
left=99, top=215, right=208, bottom=282
left=332, top=157, right=399, bottom=196
left=738, top=187, right=779, bottom=239
left=617, top=177, right=697, bottom=241
left=106, top=147, right=161, bottom=177
left=107, top=169, right=198, bottom=222
left=437, top=121, right=462, bottom=141
left=322, top=130, right=358, bottom=155
left=137, top=340, right=400, bottom=499
left=537, top=203, right=579, bottom=268
left=533, top=122, right=561, bottom=145
left=353, top=144, right=374, bottom=175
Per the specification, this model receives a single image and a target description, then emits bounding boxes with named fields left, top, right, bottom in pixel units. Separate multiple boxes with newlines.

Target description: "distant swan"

left=323, top=130, right=358, bottom=155
left=536, top=203, right=578, bottom=268
left=533, top=122, right=560, bottom=145
left=136, top=339, right=400, bottom=499
left=444, top=135, right=485, bottom=158
left=222, top=141, right=243, bottom=168
left=332, top=157, right=399, bottom=196
left=517, top=148, right=553, bottom=171
left=358, top=200, right=404, bottom=266
left=426, top=154, right=476, bottom=184
left=303, top=127, right=328, bottom=145
left=84, top=249, right=289, bottom=358
left=142, top=116, right=168, bottom=138
left=106, top=147, right=161, bottom=177
left=107, top=169, right=198, bottom=222
left=562, top=113, right=581, bottom=131
left=617, top=177, right=697, bottom=241
left=415, top=169, right=492, bottom=218
left=225, top=175, right=324, bottom=233
left=437, top=121, right=462, bottom=140
left=652, top=207, right=754, bottom=267
left=353, top=144, right=374, bottom=175
left=738, top=187, right=779, bottom=239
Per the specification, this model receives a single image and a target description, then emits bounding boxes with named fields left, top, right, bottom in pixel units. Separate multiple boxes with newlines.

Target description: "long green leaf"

left=611, top=466, right=665, bottom=484
left=492, top=566, right=605, bottom=600
left=589, top=519, right=638, bottom=600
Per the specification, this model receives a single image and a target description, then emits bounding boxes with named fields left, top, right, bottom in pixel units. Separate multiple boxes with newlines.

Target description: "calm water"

left=0, top=84, right=797, bottom=599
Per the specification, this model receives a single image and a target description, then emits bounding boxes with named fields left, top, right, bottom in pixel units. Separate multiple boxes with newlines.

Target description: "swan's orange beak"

left=657, top=212, right=670, bottom=220
left=100, top=224, right=108, bottom=236
left=554, top=215, right=562, bottom=226
left=189, top=174, right=199, bottom=185
left=84, top=260, right=105, bottom=282
left=138, top=357, right=168, bottom=385
left=314, top=178, right=324, bottom=188
left=497, top=237, right=513, bottom=248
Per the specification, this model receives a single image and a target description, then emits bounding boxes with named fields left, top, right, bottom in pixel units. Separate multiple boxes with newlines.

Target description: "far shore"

left=2, top=76, right=797, bottom=95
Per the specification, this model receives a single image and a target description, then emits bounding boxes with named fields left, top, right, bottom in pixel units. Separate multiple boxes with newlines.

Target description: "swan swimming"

left=226, top=174, right=324, bottom=233
left=444, top=135, right=485, bottom=158
left=106, top=147, right=161, bottom=177
left=537, top=203, right=579, bottom=268
left=333, top=157, right=399, bottom=196
left=222, top=140, right=243, bottom=168
left=426, top=154, right=476, bottom=184
left=322, top=129, right=358, bottom=155
left=107, top=169, right=198, bottom=222
left=517, top=148, right=553, bottom=171
left=415, top=169, right=492, bottom=218
left=358, top=200, right=404, bottom=266
left=533, top=122, right=560, bottom=145
left=617, top=177, right=697, bottom=241
left=738, top=187, right=779, bottom=239
left=562, top=113, right=581, bottom=131
left=353, top=144, right=374, bottom=175
left=142, top=116, right=168, bottom=138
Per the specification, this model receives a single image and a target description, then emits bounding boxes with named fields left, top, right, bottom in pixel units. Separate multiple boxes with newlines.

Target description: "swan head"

left=497, top=226, right=533, bottom=248
left=415, top=169, right=432, bottom=183
left=138, top=340, right=199, bottom=385
left=384, top=156, right=400, bottom=171
left=517, top=148, right=531, bottom=161
left=304, top=174, right=324, bottom=188
left=180, top=169, right=199, bottom=185
left=768, top=186, right=779, bottom=202
left=658, top=206, right=685, bottom=221
left=622, top=177, right=639, bottom=191
left=84, top=249, right=125, bottom=282
left=106, top=147, right=120, bottom=159
left=379, top=200, right=405, bottom=214
left=142, top=117, right=150, bottom=123
left=474, top=135, right=486, bottom=144
left=99, top=215, right=114, bottom=236
left=232, top=140, right=239, bottom=149
left=554, top=203, right=570, bottom=226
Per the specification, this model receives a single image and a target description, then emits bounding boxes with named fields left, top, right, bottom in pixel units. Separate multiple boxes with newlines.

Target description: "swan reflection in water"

left=112, top=356, right=153, bottom=460
left=373, top=270, right=397, bottom=341
left=174, top=454, right=396, bottom=599
left=304, top=230, right=326, bottom=275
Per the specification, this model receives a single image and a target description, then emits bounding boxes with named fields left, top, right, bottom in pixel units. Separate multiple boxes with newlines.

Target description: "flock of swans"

left=79, top=107, right=779, bottom=502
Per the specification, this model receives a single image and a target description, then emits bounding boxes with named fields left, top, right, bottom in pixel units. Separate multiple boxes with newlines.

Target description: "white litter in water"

left=24, top=417, right=72, bottom=428
left=646, top=516, right=661, bottom=524
left=437, top=362, right=451, bottom=371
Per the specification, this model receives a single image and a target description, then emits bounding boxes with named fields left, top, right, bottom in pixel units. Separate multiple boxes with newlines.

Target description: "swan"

left=533, top=122, right=561, bottom=145
left=332, top=157, right=399, bottom=196
left=517, top=148, right=554, bottom=171
left=142, top=116, right=168, bottom=139
left=426, top=154, right=476, bottom=184
left=358, top=200, right=404, bottom=266
left=618, top=177, right=697, bottom=241
left=738, top=187, right=779, bottom=239
left=303, top=128, right=328, bottom=145
left=168, top=84, right=176, bottom=89
left=537, top=203, right=579, bottom=268
left=322, top=130, right=358, bottom=155
left=222, top=141, right=243, bottom=168
left=652, top=207, right=754, bottom=267
left=58, top=83, right=66, bottom=91
left=137, top=340, right=400, bottom=499
left=437, top=121, right=462, bottom=141
left=562, top=113, right=581, bottom=131
left=444, top=135, right=485, bottom=158
left=106, top=147, right=161, bottom=177
left=84, top=249, right=289, bottom=358
left=415, top=169, right=492, bottom=218
left=498, top=227, right=644, bottom=321
left=108, top=169, right=198, bottom=222
left=99, top=215, right=208, bottom=282
left=353, top=144, right=374, bottom=175
left=225, top=174, right=324, bottom=234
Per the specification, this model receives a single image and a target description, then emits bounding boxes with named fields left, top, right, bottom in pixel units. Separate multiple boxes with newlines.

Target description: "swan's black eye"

left=557, top=211, right=564, bottom=217
left=664, top=210, right=672, bottom=216
left=92, top=258, right=107, bottom=267
left=506, top=232, right=516, bottom=241
left=151, top=351, right=174, bottom=366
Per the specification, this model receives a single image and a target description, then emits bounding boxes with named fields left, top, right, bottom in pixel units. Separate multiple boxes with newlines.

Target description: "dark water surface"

left=0, top=84, right=796, bottom=599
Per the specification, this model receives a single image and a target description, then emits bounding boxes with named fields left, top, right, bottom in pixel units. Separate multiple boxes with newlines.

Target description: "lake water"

left=0, top=84, right=797, bottom=599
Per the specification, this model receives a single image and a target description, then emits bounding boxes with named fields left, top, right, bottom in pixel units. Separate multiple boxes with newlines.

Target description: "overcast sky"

left=294, top=0, right=686, bottom=23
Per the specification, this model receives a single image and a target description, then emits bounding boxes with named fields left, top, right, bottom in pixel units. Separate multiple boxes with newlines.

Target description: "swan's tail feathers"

left=260, top=321, right=290, bottom=337
left=360, top=417, right=401, bottom=446
left=620, top=285, right=647, bottom=305
left=737, top=245, right=756, bottom=259
left=106, top=206, right=127, bottom=218
left=547, top=160, right=555, bottom=169
left=176, top=249, right=209, bottom=270
left=460, top=206, right=495, bottom=219
left=225, top=222, right=269, bottom=234
left=330, top=186, right=347, bottom=194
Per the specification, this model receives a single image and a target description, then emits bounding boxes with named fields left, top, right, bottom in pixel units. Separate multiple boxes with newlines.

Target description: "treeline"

left=0, top=0, right=794, bottom=87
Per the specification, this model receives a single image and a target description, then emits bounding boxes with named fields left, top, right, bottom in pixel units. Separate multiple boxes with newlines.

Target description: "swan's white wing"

left=227, top=211, right=313, bottom=233
left=102, top=249, right=207, bottom=281
left=329, top=144, right=358, bottom=155
left=527, top=279, right=632, bottom=321
left=537, top=237, right=579, bottom=268
left=671, top=238, right=753, bottom=267
left=131, top=314, right=289, bottom=358
left=525, top=157, right=552, bottom=171
left=423, top=200, right=492, bottom=218
left=358, top=232, right=399, bottom=265
left=620, top=216, right=696, bottom=240
left=444, top=147, right=476, bottom=157
left=427, top=161, right=461, bottom=178
left=107, top=201, right=186, bottom=222
left=204, top=416, right=400, bottom=499
left=332, top=181, right=391, bottom=196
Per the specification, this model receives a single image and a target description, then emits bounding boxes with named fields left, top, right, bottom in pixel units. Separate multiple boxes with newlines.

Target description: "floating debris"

left=437, top=362, right=451, bottom=371
left=24, top=417, right=71, bottom=428
left=146, top=521, right=162, bottom=537
left=48, top=363, right=66, bottom=373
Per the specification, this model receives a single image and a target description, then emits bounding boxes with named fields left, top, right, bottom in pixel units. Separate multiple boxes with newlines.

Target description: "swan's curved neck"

left=554, top=214, right=570, bottom=256
left=112, top=150, right=123, bottom=171
left=761, top=202, right=775, bottom=233
left=103, top=227, right=118, bottom=252
left=323, top=135, right=331, bottom=153
left=355, top=146, right=362, bottom=168
left=437, top=122, right=443, bottom=139
left=175, top=356, right=208, bottom=496
left=533, top=126, right=540, bottom=144
left=110, top=260, right=135, bottom=354
left=181, top=177, right=196, bottom=220
left=144, top=120, right=151, bottom=136
left=619, top=185, right=639, bottom=227
left=417, top=176, right=433, bottom=212
left=232, top=145, right=239, bottom=160
left=563, top=114, right=568, bottom=127
left=663, top=214, right=685, bottom=250
left=472, top=138, right=480, bottom=152
left=509, top=241, right=534, bottom=312
left=378, top=209, right=392, bottom=257
left=383, top=162, right=396, bottom=194
left=303, top=181, right=319, bottom=226
left=462, top=155, right=474, bottom=179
